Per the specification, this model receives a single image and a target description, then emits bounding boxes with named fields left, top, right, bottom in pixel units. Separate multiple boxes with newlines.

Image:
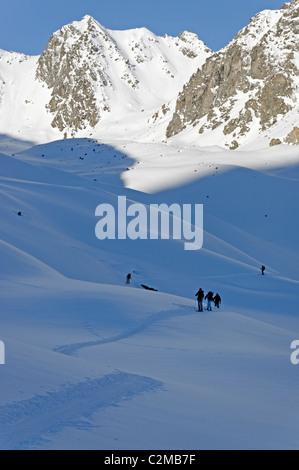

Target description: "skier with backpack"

left=205, top=291, right=214, bottom=311
left=195, top=288, right=205, bottom=312
left=213, top=293, right=221, bottom=309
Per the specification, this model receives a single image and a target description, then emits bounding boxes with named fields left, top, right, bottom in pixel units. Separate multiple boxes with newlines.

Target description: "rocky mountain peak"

left=1, top=3, right=296, bottom=148
left=35, top=16, right=117, bottom=134
left=35, top=16, right=211, bottom=136
left=166, top=0, right=299, bottom=148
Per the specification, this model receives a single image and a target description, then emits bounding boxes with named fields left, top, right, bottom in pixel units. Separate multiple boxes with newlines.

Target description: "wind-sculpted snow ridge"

left=0, top=372, right=162, bottom=450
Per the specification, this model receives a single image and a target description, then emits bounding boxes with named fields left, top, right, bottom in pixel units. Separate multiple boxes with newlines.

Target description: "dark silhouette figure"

left=126, top=273, right=131, bottom=285
left=261, top=265, right=266, bottom=276
left=214, top=293, right=221, bottom=308
left=205, top=291, right=214, bottom=311
left=195, top=288, right=205, bottom=312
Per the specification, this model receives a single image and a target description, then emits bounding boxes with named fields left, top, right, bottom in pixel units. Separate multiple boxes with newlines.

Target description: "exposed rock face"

left=166, top=0, right=299, bottom=146
left=36, top=17, right=117, bottom=133
left=177, top=32, right=202, bottom=58
left=270, top=138, right=282, bottom=147
left=285, top=126, right=299, bottom=144
left=230, top=140, right=239, bottom=150
left=36, top=16, right=210, bottom=135
left=2, top=4, right=297, bottom=146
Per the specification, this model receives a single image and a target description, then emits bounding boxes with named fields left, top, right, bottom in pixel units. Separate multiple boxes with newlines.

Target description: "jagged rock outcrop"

left=1, top=3, right=297, bottom=147
left=35, top=16, right=210, bottom=135
left=166, top=0, right=299, bottom=147
left=270, top=138, right=282, bottom=147
left=285, top=126, right=299, bottom=144
left=36, top=17, right=118, bottom=133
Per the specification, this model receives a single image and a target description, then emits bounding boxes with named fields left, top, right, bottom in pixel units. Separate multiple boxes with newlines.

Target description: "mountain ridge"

left=0, top=1, right=298, bottom=149
left=0, top=15, right=211, bottom=142
left=166, top=0, right=299, bottom=149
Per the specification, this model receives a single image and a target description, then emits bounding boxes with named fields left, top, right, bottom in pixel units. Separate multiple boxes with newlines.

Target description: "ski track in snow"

left=0, top=372, right=162, bottom=450
left=54, top=304, right=192, bottom=356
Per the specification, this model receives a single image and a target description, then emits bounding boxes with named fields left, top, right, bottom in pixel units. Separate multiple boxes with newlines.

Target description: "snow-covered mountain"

left=0, top=16, right=211, bottom=142
left=36, top=16, right=211, bottom=136
left=166, top=0, right=299, bottom=149
left=1, top=0, right=299, bottom=148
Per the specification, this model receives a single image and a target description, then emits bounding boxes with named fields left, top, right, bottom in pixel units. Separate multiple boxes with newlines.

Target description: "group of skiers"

left=126, top=265, right=267, bottom=313
left=194, top=266, right=266, bottom=312
left=195, top=288, right=221, bottom=312
left=127, top=273, right=222, bottom=312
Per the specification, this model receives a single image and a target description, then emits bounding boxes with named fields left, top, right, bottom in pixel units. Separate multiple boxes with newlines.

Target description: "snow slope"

left=0, top=50, right=55, bottom=142
left=0, top=138, right=299, bottom=449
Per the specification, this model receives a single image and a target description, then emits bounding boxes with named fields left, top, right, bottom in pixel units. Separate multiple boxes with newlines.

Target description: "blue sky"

left=0, top=0, right=285, bottom=55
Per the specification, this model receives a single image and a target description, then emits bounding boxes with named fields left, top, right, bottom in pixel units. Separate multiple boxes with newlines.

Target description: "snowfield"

left=0, top=135, right=299, bottom=450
